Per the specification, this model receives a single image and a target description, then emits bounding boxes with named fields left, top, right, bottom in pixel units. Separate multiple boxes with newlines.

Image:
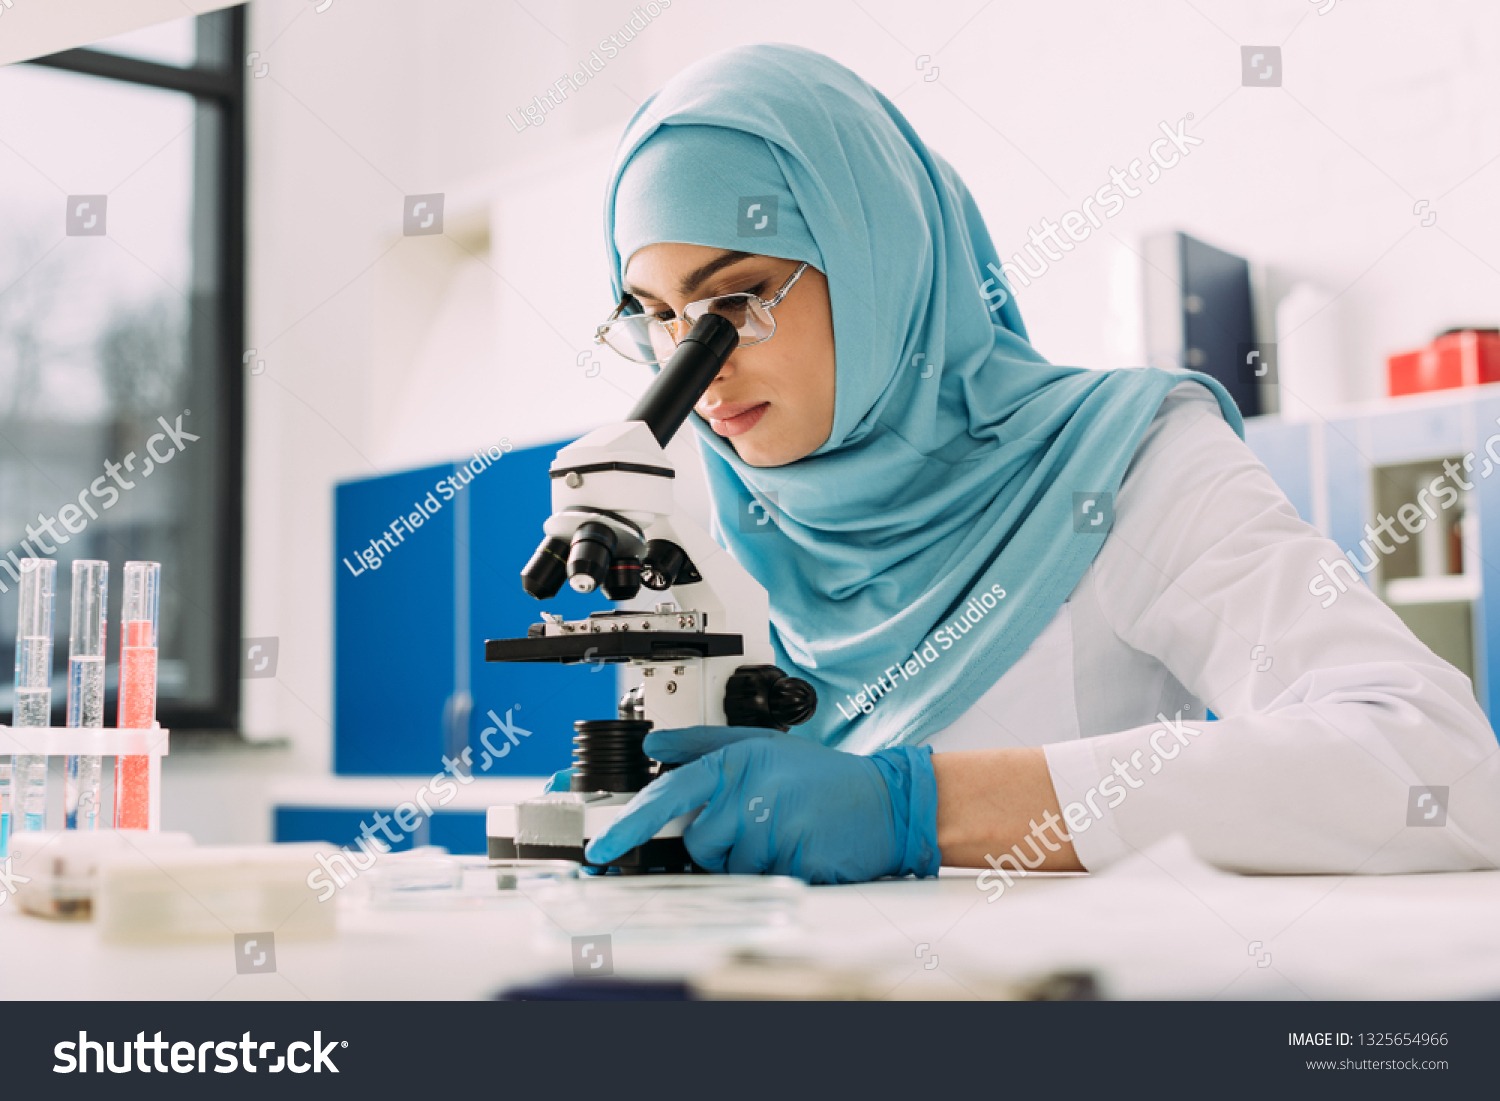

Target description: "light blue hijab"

left=605, top=44, right=1243, bottom=754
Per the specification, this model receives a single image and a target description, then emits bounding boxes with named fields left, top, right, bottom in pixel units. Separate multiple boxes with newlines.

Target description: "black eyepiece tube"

left=626, top=313, right=739, bottom=447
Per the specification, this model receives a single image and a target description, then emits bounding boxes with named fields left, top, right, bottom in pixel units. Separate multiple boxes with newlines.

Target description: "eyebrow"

left=623, top=249, right=759, bottom=301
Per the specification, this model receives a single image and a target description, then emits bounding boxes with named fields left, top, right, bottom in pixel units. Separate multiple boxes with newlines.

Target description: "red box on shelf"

left=1387, top=328, right=1500, bottom=396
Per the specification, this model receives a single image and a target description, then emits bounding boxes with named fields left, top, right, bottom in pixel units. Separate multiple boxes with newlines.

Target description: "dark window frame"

left=22, top=8, right=247, bottom=734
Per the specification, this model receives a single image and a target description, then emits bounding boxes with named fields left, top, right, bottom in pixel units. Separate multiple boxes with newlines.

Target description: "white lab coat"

left=925, top=383, right=1500, bottom=875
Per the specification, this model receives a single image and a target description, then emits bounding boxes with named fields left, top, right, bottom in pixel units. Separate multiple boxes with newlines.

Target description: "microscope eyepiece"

left=627, top=312, right=739, bottom=447
left=522, top=314, right=736, bottom=602
left=566, top=521, right=617, bottom=594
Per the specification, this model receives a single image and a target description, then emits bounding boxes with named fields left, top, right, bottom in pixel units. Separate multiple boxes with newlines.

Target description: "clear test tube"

left=13, top=557, right=56, bottom=834
left=66, top=560, right=108, bottom=830
left=114, top=561, right=160, bottom=831
left=0, top=761, right=10, bottom=858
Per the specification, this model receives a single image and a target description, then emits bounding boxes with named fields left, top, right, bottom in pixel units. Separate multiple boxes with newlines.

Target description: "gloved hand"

left=543, top=767, right=573, bottom=793
left=583, top=725, right=941, bottom=884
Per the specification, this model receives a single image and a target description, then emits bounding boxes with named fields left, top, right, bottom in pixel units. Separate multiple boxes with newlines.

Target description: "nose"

left=695, top=352, right=737, bottom=403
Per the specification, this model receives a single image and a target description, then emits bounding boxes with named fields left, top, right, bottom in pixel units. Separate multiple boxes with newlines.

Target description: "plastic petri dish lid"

left=365, top=853, right=463, bottom=894
left=365, top=855, right=581, bottom=910
left=487, top=858, right=583, bottom=890
left=534, top=873, right=805, bottom=933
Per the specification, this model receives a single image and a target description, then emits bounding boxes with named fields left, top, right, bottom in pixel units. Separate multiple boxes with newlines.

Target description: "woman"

left=582, top=44, right=1499, bottom=884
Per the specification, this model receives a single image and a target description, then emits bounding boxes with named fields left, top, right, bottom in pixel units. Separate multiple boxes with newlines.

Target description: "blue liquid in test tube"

left=0, top=761, right=10, bottom=857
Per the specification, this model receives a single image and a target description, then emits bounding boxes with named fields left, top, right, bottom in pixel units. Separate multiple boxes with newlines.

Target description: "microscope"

left=485, top=314, right=817, bottom=873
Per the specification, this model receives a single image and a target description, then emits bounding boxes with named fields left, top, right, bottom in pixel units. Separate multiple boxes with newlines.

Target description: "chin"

left=728, top=436, right=776, bottom=467
left=732, top=438, right=801, bottom=468
left=733, top=445, right=776, bottom=468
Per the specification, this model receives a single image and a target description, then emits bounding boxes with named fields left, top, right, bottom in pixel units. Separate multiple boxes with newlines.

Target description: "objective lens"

left=567, top=522, right=617, bottom=594
left=521, top=536, right=569, bottom=600
left=641, top=539, right=687, bottom=591
left=603, top=556, right=642, bottom=602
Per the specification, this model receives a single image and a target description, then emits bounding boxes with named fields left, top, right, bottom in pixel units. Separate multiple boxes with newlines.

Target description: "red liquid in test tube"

left=114, top=562, right=160, bottom=830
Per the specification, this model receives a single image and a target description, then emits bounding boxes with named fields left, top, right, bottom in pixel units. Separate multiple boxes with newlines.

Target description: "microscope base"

left=487, top=795, right=702, bottom=876
left=487, top=835, right=699, bottom=874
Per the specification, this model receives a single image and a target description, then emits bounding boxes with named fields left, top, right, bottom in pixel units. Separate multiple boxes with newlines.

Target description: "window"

left=0, top=9, right=245, bottom=731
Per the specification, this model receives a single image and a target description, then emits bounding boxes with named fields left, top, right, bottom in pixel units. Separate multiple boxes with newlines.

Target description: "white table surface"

left=3, top=836, right=1497, bottom=1001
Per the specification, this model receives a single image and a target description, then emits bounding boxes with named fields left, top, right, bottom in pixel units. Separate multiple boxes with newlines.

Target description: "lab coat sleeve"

left=1042, top=393, right=1500, bottom=874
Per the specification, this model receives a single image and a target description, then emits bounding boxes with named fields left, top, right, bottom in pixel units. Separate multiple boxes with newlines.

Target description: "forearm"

left=1044, top=689, right=1500, bottom=875
left=932, top=747, right=1083, bottom=871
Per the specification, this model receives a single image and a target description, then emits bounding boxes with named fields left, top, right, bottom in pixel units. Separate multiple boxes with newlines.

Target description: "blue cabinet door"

left=467, top=443, right=616, bottom=777
left=334, top=442, right=617, bottom=776
left=274, top=806, right=488, bottom=855
left=335, top=463, right=457, bottom=775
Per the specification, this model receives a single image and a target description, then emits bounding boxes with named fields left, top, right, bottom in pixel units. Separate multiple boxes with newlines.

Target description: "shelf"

left=1383, top=574, right=1480, bottom=605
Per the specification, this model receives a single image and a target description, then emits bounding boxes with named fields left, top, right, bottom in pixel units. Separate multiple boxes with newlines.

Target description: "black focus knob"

left=769, top=675, right=818, bottom=728
left=723, top=664, right=818, bottom=731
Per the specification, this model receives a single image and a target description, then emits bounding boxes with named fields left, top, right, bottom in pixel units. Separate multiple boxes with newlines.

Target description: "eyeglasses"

left=595, top=261, right=810, bottom=366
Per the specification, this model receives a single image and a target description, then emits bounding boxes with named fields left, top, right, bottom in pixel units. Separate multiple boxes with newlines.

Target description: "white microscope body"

left=535, top=418, right=778, bottom=727
left=484, top=316, right=816, bottom=871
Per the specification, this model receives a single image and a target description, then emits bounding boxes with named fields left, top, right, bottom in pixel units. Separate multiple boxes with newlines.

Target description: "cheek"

left=767, top=344, right=830, bottom=411
left=792, top=283, right=836, bottom=427
left=762, top=345, right=834, bottom=457
left=798, top=328, right=836, bottom=439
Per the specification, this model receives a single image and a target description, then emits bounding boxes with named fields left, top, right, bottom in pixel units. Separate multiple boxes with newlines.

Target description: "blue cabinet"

left=274, top=806, right=489, bottom=855
left=1245, top=391, right=1500, bottom=730
left=332, top=442, right=616, bottom=777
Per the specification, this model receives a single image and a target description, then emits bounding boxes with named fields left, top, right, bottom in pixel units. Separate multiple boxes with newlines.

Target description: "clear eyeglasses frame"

left=594, top=261, right=810, bottom=366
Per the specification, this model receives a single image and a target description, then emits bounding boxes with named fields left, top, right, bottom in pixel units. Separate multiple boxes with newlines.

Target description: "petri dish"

left=365, top=856, right=581, bottom=910
left=530, top=873, right=805, bottom=935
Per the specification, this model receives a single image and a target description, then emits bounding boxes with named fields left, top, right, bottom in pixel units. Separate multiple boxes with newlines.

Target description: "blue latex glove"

left=583, top=725, right=941, bottom=884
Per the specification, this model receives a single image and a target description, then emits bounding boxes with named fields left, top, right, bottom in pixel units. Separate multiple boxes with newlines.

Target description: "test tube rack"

left=0, top=725, right=169, bottom=832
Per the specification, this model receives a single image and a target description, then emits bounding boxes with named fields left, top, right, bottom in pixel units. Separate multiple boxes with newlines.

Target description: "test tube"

left=0, top=761, right=10, bottom=857
left=13, top=557, right=56, bottom=834
left=65, top=561, right=108, bottom=830
left=114, top=561, right=159, bottom=830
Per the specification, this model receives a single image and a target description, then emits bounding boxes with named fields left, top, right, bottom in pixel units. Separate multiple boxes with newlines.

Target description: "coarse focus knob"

left=723, top=664, right=818, bottom=731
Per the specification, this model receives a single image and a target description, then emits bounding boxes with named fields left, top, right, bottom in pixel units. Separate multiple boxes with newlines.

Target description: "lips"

left=702, top=400, right=770, bottom=438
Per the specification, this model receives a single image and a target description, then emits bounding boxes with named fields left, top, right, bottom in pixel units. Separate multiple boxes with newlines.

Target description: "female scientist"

left=584, top=44, right=1500, bottom=884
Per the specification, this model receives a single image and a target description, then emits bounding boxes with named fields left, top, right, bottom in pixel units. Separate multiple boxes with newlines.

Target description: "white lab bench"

left=2, top=835, right=1497, bottom=1000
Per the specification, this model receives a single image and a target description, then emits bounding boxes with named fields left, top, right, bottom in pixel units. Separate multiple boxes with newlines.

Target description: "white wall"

left=0, top=0, right=241, bottom=65
left=229, top=0, right=1500, bottom=828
